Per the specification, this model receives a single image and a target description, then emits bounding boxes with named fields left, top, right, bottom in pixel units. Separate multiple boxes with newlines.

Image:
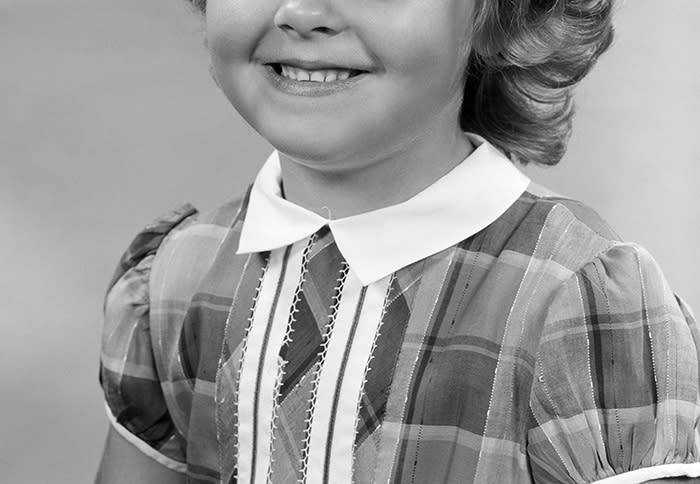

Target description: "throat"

left=278, top=135, right=474, bottom=220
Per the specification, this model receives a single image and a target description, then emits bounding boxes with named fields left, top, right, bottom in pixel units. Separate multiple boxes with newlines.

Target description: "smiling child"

left=95, top=1, right=700, bottom=483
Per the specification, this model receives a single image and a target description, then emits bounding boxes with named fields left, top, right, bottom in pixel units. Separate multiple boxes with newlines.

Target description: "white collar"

left=237, top=133, right=531, bottom=286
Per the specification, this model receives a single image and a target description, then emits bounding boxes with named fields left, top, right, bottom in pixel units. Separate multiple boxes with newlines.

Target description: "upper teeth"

left=280, top=64, right=354, bottom=82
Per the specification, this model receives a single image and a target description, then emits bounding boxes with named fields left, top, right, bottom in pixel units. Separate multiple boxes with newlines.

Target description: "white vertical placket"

left=305, top=269, right=392, bottom=484
left=236, top=239, right=309, bottom=484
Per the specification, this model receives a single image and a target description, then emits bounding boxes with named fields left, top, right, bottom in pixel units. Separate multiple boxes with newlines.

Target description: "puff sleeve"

left=99, top=203, right=198, bottom=472
left=527, top=242, right=700, bottom=484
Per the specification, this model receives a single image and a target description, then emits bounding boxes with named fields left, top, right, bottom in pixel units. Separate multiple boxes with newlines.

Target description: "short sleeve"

left=527, top=242, right=700, bottom=484
left=99, top=203, right=197, bottom=472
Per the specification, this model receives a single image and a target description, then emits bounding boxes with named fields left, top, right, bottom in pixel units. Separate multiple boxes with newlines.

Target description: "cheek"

left=370, top=2, right=473, bottom=93
left=205, top=2, right=267, bottom=131
left=206, top=0, right=267, bottom=63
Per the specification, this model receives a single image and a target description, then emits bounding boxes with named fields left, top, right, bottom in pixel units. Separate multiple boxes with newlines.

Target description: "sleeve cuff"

left=104, top=402, right=187, bottom=474
left=591, top=462, right=700, bottom=484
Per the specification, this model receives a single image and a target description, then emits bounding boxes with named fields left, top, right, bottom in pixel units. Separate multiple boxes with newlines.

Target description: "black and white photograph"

left=2, top=0, right=699, bottom=483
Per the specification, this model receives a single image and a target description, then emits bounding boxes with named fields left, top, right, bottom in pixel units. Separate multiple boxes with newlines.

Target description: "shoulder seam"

left=547, top=199, right=622, bottom=242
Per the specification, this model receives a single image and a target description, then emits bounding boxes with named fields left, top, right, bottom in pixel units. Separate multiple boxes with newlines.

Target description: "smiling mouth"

left=266, top=63, right=368, bottom=82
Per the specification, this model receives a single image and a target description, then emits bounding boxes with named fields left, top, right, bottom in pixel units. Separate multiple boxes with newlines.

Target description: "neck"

left=278, top=124, right=474, bottom=220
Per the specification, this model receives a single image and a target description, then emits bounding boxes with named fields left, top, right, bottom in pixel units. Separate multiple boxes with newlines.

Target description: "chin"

left=261, top=119, right=369, bottom=167
left=269, top=135, right=348, bottom=166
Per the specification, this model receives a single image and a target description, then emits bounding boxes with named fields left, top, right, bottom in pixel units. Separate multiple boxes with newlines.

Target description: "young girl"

left=95, top=0, right=700, bottom=483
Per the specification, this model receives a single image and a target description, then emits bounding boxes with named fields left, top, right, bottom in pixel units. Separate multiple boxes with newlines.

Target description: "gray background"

left=1, top=0, right=698, bottom=482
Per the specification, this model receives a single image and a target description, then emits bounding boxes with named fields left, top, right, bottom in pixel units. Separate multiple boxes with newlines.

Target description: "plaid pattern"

left=267, top=231, right=346, bottom=483
left=100, top=184, right=700, bottom=483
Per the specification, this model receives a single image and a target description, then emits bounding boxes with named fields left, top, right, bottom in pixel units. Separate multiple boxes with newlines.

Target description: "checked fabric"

left=100, top=187, right=700, bottom=484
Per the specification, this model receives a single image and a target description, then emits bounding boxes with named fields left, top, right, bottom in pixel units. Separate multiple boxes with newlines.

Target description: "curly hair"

left=186, top=0, right=615, bottom=167
left=465, top=0, right=615, bottom=166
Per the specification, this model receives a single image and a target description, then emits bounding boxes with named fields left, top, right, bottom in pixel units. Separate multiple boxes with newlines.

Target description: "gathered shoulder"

left=100, top=201, right=201, bottom=463
left=481, top=181, right=628, bottom=284
left=156, top=188, right=251, bottom=257
left=106, top=202, right=199, bottom=296
left=99, top=189, right=253, bottom=463
left=149, top=187, right=253, bottom=305
left=519, top=184, right=700, bottom=484
left=525, top=180, right=622, bottom=243
left=104, top=186, right=253, bottom=325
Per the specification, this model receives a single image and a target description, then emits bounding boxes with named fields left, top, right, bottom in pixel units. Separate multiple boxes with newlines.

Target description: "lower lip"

left=260, top=64, right=369, bottom=97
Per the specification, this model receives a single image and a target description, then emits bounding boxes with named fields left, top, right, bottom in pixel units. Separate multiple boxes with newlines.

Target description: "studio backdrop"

left=1, top=0, right=698, bottom=482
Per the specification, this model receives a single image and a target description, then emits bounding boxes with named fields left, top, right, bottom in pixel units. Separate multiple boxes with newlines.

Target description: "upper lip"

left=260, top=57, right=374, bottom=72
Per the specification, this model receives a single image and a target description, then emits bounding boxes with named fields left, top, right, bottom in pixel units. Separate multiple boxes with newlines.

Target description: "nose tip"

left=274, top=0, right=344, bottom=38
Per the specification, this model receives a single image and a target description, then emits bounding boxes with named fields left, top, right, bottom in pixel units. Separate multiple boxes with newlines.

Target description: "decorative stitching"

left=495, top=217, right=574, bottom=440
left=450, top=248, right=479, bottom=330
left=298, top=261, right=350, bottom=484
left=215, top=254, right=254, bottom=483
left=350, top=274, right=395, bottom=484
left=574, top=273, right=609, bottom=463
left=386, top=273, right=422, bottom=309
left=526, top=221, right=585, bottom=481
left=229, top=253, right=270, bottom=482
left=378, top=248, right=456, bottom=484
left=475, top=213, right=579, bottom=484
left=592, top=260, right=624, bottom=456
left=527, top=243, right=620, bottom=482
left=635, top=247, right=671, bottom=438
left=266, top=235, right=316, bottom=484
left=323, top=287, right=367, bottom=484
left=530, top=357, right=571, bottom=478
left=409, top=424, right=424, bottom=484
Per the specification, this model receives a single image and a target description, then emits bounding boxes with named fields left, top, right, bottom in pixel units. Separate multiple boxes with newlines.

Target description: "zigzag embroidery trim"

left=265, top=234, right=317, bottom=484
left=298, top=261, right=351, bottom=484
left=231, top=254, right=270, bottom=482
left=349, top=274, right=395, bottom=484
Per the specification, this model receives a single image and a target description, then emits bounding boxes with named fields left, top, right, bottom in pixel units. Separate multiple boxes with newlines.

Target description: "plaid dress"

left=100, top=144, right=700, bottom=484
